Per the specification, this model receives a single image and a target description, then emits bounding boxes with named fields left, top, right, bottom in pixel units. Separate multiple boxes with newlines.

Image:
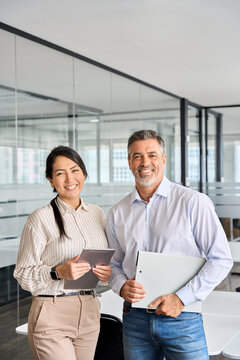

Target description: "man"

left=106, top=129, right=233, bottom=360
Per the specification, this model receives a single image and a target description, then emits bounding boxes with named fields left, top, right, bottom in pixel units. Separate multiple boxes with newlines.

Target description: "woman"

left=14, top=146, right=112, bottom=360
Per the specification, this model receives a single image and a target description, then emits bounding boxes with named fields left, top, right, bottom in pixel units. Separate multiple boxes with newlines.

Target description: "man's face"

left=128, top=139, right=166, bottom=189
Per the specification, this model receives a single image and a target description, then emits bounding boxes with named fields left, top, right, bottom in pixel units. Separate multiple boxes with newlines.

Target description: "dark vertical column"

left=216, top=113, right=223, bottom=182
left=180, top=98, right=188, bottom=186
left=204, top=108, right=209, bottom=186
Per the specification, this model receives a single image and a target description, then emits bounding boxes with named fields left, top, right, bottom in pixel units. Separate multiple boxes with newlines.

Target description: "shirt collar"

left=130, top=176, right=170, bottom=205
left=155, top=176, right=170, bottom=198
left=56, top=196, right=89, bottom=215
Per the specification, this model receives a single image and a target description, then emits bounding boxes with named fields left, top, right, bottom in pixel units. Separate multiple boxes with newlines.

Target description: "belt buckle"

left=123, top=304, right=132, bottom=313
left=146, top=308, right=156, bottom=313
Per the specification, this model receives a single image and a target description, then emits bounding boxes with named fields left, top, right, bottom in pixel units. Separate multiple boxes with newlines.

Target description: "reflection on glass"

left=0, top=29, right=23, bottom=357
left=207, top=113, right=217, bottom=182
left=74, top=59, right=111, bottom=186
left=188, top=106, right=200, bottom=189
left=113, top=143, right=132, bottom=183
left=100, top=144, right=110, bottom=183
left=0, top=26, right=183, bottom=358
left=220, top=107, right=240, bottom=182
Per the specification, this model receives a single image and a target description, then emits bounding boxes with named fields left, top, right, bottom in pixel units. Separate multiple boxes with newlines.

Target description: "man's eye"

left=72, top=169, right=79, bottom=173
left=133, top=155, right=141, bottom=159
left=56, top=172, right=63, bottom=176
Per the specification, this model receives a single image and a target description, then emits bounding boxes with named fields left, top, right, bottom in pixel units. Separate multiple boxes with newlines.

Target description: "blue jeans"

left=123, top=304, right=209, bottom=360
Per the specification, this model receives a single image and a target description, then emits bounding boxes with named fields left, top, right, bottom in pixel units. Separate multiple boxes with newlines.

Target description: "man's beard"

left=134, top=165, right=157, bottom=187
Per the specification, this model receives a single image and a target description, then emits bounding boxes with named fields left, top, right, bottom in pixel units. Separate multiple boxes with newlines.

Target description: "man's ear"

left=162, top=153, right=167, bottom=167
left=128, top=156, right=132, bottom=171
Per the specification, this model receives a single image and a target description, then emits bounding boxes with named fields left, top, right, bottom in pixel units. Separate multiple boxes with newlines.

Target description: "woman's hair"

left=45, top=145, right=88, bottom=238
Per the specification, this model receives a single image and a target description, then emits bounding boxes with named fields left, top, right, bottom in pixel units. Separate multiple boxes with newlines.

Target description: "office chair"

left=94, top=313, right=124, bottom=360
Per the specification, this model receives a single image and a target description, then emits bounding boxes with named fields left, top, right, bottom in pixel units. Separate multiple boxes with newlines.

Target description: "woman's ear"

left=47, top=177, right=54, bottom=188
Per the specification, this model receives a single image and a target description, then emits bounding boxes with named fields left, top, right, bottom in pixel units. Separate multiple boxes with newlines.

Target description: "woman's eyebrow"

left=54, top=165, right=78, bottom=172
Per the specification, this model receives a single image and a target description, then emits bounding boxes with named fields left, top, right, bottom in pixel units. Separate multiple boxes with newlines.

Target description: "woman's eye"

left=72, top=169, right=79, bottom=173
left=56, top=172, right=63, bottom=176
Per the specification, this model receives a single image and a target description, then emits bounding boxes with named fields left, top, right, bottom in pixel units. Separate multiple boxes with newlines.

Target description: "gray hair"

left=127, top=130, right=165, bottom=158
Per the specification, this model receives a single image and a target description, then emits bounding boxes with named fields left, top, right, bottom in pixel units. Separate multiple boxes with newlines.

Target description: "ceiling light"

left=89, top=118, right=99, bottom=123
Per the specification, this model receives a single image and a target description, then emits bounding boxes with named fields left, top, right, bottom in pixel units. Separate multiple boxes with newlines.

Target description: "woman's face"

left=48, top=155, right=85, bottom=209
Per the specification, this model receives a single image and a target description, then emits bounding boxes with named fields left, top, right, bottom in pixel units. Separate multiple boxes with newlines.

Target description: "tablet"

left=64, top=248, right=115, bottom=290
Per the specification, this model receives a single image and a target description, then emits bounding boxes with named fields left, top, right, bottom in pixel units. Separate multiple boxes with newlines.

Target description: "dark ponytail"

left=46, top=145, right=88, bottom=239
left=50, top=196, right=68, bottom=238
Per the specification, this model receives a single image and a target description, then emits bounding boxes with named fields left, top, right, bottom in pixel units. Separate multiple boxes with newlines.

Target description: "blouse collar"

left=56, top=196, right=89, bottom=215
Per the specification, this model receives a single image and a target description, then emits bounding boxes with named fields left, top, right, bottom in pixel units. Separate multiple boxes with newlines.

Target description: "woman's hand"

left=92, top=265, right=112, bottom=282
left=56, top=255, right=91, bottom=280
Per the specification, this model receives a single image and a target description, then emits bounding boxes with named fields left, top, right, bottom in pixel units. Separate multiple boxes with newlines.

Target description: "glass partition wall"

left=1, top=23, right=232, bottom=357
left=219, top=107, right=240, bottom=182
left=0, top=26, right=183, bottom=357
left=204, top=106, right=240, bottom=242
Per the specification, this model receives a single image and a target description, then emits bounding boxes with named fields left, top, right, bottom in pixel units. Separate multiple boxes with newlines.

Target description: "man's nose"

left=141, top=155, right=150, bottom=166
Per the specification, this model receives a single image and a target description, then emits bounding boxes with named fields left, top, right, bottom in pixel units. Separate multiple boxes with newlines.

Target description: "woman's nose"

left=65, top=172, right=73, bottom=181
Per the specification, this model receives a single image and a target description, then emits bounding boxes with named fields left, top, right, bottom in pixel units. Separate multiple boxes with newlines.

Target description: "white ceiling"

left=1, top=0, right=240, bottom=107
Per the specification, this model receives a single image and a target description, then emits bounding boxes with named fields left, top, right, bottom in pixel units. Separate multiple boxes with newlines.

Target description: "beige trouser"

left=28, top=294, right=100, bottom=360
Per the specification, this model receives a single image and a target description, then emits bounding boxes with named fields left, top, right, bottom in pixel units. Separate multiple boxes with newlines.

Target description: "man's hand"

left=92, top=265, right=112, bottom=282
left=56, top=255, right=91, bottom=280
left=148, top=294, right=184, bottom=317
left=120, top=279, right=146, bottom=303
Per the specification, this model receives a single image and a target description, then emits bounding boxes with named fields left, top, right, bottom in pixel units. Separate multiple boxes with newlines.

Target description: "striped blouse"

left=14, top=197, right=108, bottom=296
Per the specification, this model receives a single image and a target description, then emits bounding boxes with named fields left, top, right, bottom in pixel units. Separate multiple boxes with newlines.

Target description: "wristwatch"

left=50, top=266, right=61, bottom=280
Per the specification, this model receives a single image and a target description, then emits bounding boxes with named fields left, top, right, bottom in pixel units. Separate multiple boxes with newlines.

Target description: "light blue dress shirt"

left=106, top=176, right=233, bottom=306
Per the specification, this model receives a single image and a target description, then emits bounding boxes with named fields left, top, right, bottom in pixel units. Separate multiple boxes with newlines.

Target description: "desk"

left=203, top=290, right=240, bottom=316
left=203, top=314, right=240, bottom=357
left=202, top=291, right=240, bottom=358
left=16, top=322, right=28, bottom=335
left=222, top=332, right=240, bottom=359
left=99, top=289, right=123, bottom=319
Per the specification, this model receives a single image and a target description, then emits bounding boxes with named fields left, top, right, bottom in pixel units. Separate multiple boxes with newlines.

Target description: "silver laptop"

left=133, top=251, right=206, bottom=312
